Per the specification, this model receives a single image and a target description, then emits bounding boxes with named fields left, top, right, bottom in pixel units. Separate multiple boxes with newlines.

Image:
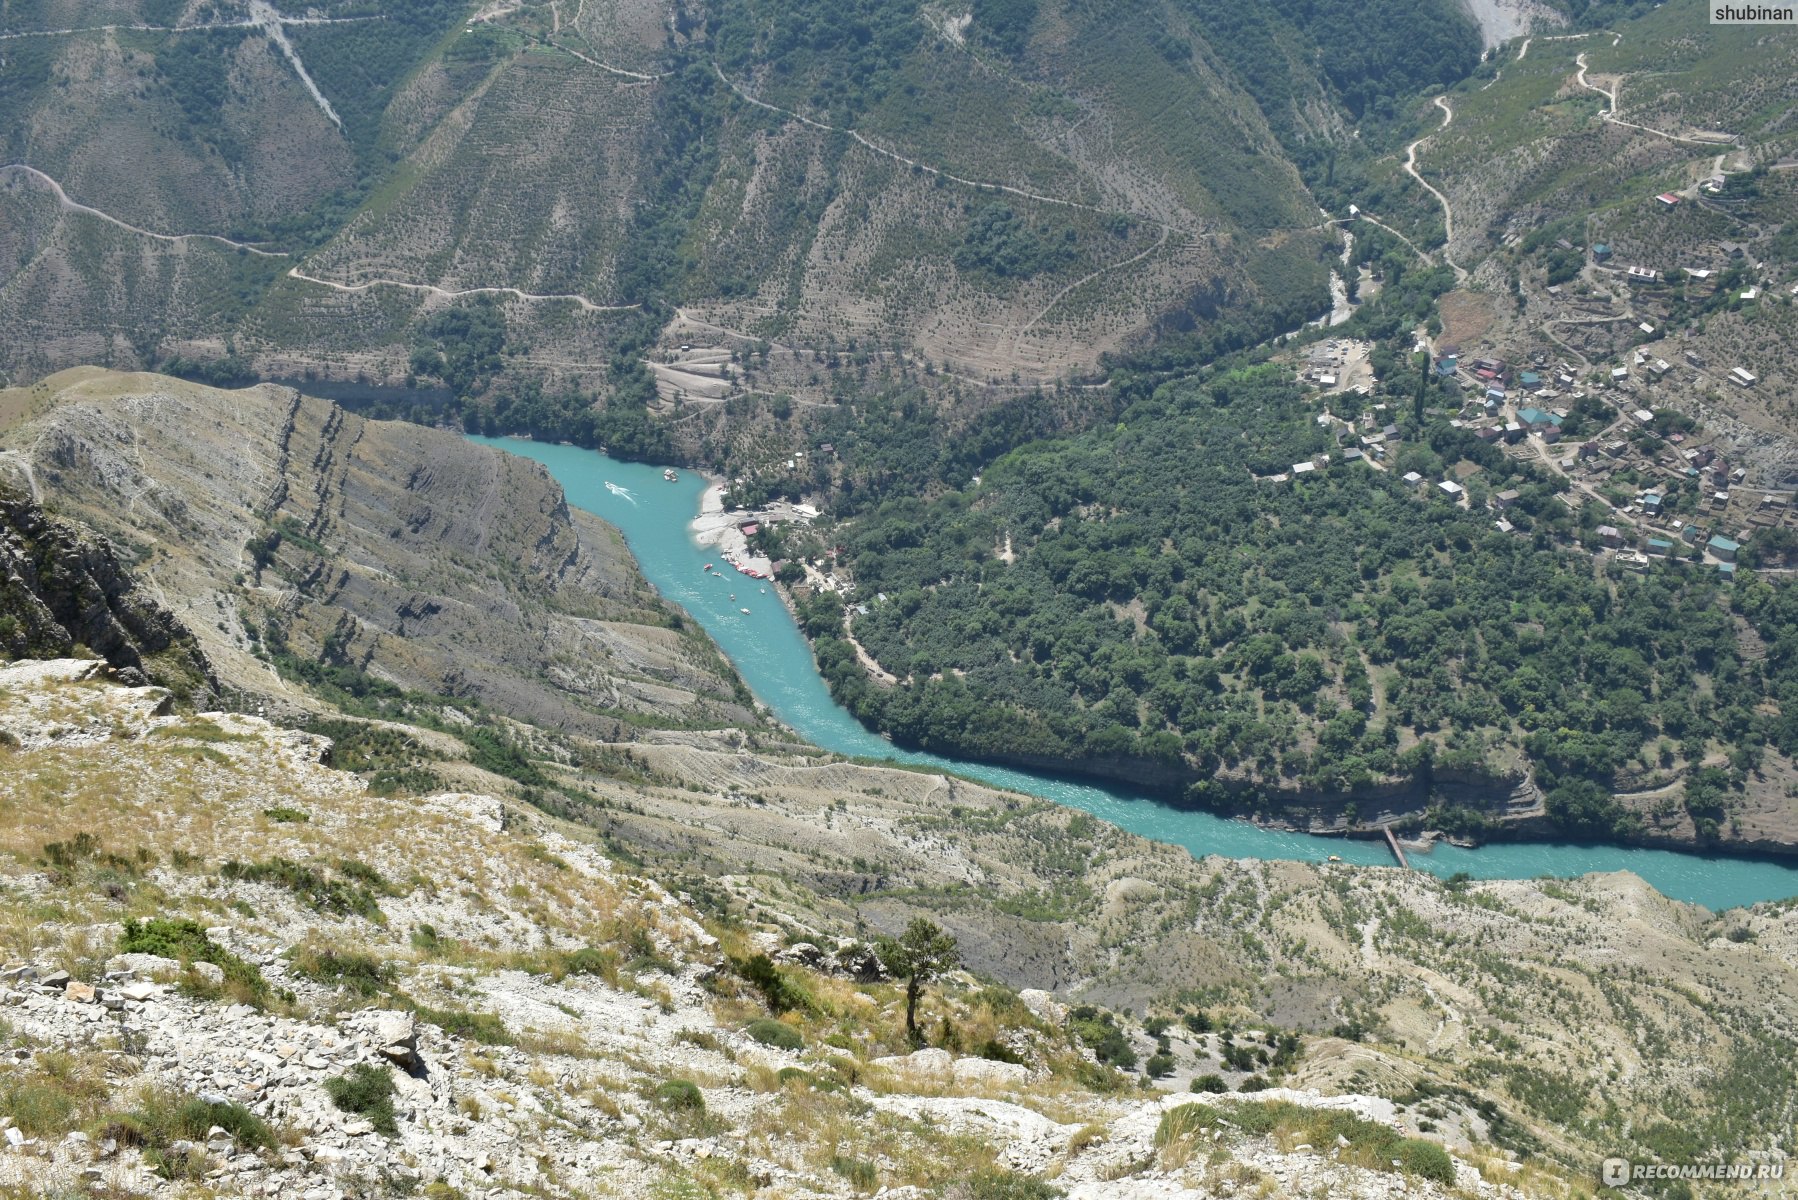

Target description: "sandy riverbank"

left=689, top=481, right=774, bottom=576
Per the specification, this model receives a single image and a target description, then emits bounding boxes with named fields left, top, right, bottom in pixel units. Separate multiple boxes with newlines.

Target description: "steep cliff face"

left=0, top=369, right=749, bottom=735
left=0, top=484, right=214, bottom=701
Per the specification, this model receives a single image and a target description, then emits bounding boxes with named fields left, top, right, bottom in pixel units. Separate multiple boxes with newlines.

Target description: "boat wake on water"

left=604, top=481, right=639, bottom=505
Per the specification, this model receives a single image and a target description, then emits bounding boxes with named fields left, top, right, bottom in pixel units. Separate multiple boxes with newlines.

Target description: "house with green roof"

left=1707, top=534, right=1739, bottom=562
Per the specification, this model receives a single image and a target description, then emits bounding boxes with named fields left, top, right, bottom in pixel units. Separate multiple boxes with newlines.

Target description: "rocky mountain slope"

left=0, top=656, right=1573, bottom=1200
left=0, top=0, right=1497, bottom=400
left=0, top=368, right=749, bottom=737
left=0, top=483, right=213, bottom=700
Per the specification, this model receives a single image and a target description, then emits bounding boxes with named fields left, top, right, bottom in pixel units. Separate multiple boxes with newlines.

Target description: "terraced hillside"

left=1397, top=4, right=1798, bottom=280
left=0, top=0, right=1498, bottom=402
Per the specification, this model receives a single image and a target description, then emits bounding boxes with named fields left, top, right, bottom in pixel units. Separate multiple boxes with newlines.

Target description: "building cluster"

left=1425, top=340, right=1788, bottom=578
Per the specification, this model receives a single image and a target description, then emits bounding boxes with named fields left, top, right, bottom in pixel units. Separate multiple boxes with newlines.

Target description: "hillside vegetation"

left=3, top=561, right=1798, bottom=1197
left=804, top=357, right=1798, bottom=848
left=0, top=0, right=1491, bottom=414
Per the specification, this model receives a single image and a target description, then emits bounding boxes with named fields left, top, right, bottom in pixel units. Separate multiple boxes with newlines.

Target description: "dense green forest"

left=1181, top=0, right=1479, bottom=131
left=797, top=359, right=1795, bottom=841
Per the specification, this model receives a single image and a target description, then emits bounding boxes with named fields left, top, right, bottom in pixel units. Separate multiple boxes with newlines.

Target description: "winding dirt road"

left=3, top=163, right=638, bottom=311
left=285, top=269, right=637, bottom=313
left=0, top=164, right=289, bottom=256
left=712, top=65, right=1173, bottom=230
left=1011, top=225, right=1173, bottom=351
left=1401, top=96, right=1467, bottom=281
left=1575, top=51, right=1739, bottom=148
left=0, top=13, right=380, bottom=41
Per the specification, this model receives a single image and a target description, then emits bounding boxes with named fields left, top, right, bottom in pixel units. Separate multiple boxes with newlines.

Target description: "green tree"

left=878, top=918, right=960, bottom=1043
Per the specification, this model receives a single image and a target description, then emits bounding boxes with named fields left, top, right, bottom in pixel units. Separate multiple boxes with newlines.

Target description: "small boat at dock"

left=663, top=468, right=679, bottom=482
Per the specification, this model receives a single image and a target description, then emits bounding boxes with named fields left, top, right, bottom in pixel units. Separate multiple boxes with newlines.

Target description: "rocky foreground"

left=0, top=658, right=1563, bottom=1199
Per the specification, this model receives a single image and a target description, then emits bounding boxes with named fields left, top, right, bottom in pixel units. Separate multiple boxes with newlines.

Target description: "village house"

left=1708, top=534, right=1740, bottom=562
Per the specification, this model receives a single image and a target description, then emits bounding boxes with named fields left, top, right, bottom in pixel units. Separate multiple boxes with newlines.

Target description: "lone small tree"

left=878, top=918, right=959, bottom=1043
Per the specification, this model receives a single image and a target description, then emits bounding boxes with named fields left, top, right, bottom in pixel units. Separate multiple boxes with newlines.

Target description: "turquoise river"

left=472, top=436, right=1798, bottom=911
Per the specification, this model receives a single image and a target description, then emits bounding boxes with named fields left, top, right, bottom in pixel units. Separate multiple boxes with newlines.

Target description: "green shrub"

left=323, top=1064, right=398, bottom=1135
left=1219, top=1100, right=1458, bottom=1184
left=119, top=918, right=266, bottom=999
left=745, top=1019, right=803, bottom=1051
left=1155, top=1102, right=1220, bottom=1146
left=261, top=807, right=309, bottom=823
left=109, top=1086, right=278, bottom=1177
left=831, top=1155, right=877, bottom=1189
left=730, top=953, right=802, bottom=1014
left=1191, top=1074, right=1228, bottom=1093
left=1, top=1078, right=78, bottom=1136
left=172, top=1097, right=277, bottom=1151
left=289, top=947, right=394, bottom=997
left=408, top=1003, right=510, bottom=1046
left=219, top=857, right=387, bottom=921
left=965, top=1169, right=1063, bottom=1200
left=562, top=947, right=619, bottom=981
left=1237, top=1074, right=1271, bottom=1092
left=1068, top=1007, right=1136, bottom=1070
left=1394, top=1137, right=1456, bottom=1184
left=1145, top=1052, right=1175, bottom=1079
left=977, top=1038, right=1023, bottom=1064
left=654, top=1080, right=704, bottom=1111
